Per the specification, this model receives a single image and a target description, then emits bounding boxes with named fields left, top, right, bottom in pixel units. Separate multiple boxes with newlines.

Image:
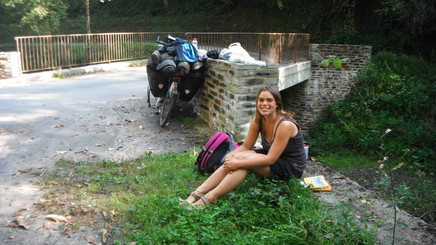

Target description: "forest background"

left=1, top=0, right=435, bottom=227
left=0, top=0, right=435, bottom=63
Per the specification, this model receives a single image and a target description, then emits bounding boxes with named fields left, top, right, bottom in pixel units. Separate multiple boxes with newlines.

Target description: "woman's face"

left=257, top=91, right=278, bottom=116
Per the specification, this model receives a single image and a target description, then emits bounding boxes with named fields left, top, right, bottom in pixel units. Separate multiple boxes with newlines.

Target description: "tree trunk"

left=86, top=0, right=91, bottom=33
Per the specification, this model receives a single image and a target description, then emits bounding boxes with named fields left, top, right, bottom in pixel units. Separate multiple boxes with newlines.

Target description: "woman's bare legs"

left=193, top=168, right=248, bottom=205
left=185, top=165, right=228, bottom=203
left=185, top=150, right=272, bottom=205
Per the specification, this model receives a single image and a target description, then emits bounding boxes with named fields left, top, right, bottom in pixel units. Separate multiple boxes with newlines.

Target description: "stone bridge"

left=192, top=44, right=372, bottom=140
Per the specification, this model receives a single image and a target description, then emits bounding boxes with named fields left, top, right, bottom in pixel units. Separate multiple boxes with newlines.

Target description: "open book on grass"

left=303, top=175, right=332, bottom=192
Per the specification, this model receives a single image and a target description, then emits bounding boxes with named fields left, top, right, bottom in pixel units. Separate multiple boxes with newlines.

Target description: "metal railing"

left=15, top=32, right=185, bottom=72
left=15, top=32, right=309, bottom=73
left=185, top=32, right=309, bottom=64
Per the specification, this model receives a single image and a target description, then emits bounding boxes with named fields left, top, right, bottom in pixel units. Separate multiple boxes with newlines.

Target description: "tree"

left=3, top=0, right=68, bottom=34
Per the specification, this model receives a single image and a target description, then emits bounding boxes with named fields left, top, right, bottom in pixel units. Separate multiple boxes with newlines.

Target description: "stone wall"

left=191, top=60, right=280, bottom=141
left=192, top=44, right=372, bottom=140
left=0, top=52, right=21, bottom=79
left=282, top=44, right=372, bottom=133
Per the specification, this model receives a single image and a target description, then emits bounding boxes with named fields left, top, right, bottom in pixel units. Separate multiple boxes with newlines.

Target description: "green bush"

left=311, top=52, right=436, bottom=172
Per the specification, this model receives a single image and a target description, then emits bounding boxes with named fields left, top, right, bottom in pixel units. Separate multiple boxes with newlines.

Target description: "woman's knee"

left=233, top=150, right=257, bottom=160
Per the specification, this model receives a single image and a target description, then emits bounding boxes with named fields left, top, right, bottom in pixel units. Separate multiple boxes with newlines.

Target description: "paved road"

left=0, top=64, right=205, bottom=244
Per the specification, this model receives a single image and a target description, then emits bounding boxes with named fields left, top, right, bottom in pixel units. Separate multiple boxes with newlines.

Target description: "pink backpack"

left=195, top=132, right=238, bottom=175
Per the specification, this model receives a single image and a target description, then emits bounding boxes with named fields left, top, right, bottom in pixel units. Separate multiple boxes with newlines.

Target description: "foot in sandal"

left=193, top=195, right=216, bottom=206
left=178, top=190, right=204, bottom=206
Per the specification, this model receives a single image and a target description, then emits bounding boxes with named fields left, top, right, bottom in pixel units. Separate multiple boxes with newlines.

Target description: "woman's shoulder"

left=279, top=117, right=297, bottom=125
left=277, top=118, right=298, bottom=135
left=279, top=118, right=297, bottom=127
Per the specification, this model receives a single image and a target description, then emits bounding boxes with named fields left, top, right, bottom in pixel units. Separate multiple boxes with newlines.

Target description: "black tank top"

left=260, top=118, right=306, bottom=173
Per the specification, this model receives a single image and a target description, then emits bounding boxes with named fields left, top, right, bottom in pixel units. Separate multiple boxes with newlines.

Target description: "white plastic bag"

left=219, top=42, right=256, bottom=64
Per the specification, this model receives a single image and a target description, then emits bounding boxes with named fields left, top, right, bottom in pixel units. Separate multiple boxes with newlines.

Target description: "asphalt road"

left=0, top=64, right=205, bottom=244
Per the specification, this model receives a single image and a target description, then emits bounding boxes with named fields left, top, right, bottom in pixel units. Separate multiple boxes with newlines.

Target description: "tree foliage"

left=2, top=0, right=68, bottom=34
left=311, top=52, right=436, bottom=172
left=1, top=0, right=435, bottom=59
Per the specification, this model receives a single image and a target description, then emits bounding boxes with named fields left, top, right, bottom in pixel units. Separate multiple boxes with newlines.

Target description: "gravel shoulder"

left=1, top=63, right=435, bottom=244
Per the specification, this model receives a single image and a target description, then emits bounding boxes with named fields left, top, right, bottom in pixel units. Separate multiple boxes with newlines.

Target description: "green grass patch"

left=316, top=154, right=375, bottom=171
left=42, top=150, right=375, bottom=244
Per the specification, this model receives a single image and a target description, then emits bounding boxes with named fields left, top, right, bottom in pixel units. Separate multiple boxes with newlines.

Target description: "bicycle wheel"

left=159, top=88, right=177, bottom=127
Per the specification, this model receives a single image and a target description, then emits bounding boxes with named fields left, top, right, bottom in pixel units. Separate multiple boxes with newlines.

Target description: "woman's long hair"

left=254, top=85, right=295, bottom=130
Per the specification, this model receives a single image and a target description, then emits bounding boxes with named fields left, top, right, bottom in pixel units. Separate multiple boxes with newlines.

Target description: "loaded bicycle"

left=146, top=35, right=204, bottom=127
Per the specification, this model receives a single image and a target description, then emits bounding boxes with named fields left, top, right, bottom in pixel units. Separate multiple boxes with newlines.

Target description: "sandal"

left=181, top=195, right=217, bottom=210
left=178, top=190, right=204, bottom=206
left=197, top=195, right=217, bottom=206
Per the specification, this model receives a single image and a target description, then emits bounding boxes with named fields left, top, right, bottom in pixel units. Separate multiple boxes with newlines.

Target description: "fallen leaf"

left=85, top=235, right=97, bottom=245
left=54, top=124, right=64, bottom=128
left=15, top=218, right=30, bottom=229
left=81, top=208, right=92, bottom=213
left=360, top=199, right=371, bottom=204
left=101, top=229, right=108, bottom=243
left=392, top=162, right=405, bottom=171
left=19, top=168, right=33, bottom=174
left=7, top=221, right=18, bottom=228
left=104, top=223, right=112, bottom=230
left=64, top=225, right=73, bottom=237
left=43, top=222, right=52, bottom=230
left=96, top=144, right=102, bottom=147
left=19, top=202, right=34, bottom=211
left=46, top=214, right=67, bottom=223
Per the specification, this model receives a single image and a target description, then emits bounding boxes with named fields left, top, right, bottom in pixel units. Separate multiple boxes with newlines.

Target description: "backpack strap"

left=201, top=133, right=230, bottom=169
left=220, top=133, right=236, bottom=164
left=202, top=132, right=222, bottom=151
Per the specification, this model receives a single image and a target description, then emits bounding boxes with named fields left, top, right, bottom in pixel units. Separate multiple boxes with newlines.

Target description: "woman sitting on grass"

left=180, top=85, right=306, bottom=207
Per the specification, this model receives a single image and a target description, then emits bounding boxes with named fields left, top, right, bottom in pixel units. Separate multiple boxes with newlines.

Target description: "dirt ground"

left=1, top=64, right=435, bottom=244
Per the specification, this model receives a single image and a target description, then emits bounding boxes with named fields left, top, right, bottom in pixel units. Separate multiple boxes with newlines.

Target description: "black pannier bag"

left=146, top=58, right=170, bottom=98
left=178, top=68, right=204, bottom=102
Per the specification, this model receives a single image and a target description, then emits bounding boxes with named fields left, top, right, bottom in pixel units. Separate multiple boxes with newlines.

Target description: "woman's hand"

left=223, top=158, right=238, bottom=173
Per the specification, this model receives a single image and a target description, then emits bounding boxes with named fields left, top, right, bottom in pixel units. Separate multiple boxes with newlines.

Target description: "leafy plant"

left=312, top=52, right=436, bottom=172
left=321, top=55, right=349, bottom=69
left=311, top=52, right=436, bottom=238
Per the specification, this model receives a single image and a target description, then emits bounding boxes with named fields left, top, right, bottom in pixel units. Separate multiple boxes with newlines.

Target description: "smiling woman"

left=179, top=85, right=307, bottom=207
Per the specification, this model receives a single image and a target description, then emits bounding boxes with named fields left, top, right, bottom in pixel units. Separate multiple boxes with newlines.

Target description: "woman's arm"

left=226, top=117, right=260, bottom=159
left=225, top=120, right=298, bottom=170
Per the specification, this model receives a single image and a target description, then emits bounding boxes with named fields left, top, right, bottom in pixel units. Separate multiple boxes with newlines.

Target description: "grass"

left=41, top=149, right=376, bottom=244
left=316, top=154, right=374, bottom=171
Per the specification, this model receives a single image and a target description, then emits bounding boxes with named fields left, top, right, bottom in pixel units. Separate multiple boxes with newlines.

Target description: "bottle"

left=191, top=37, right=198, bottom=50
